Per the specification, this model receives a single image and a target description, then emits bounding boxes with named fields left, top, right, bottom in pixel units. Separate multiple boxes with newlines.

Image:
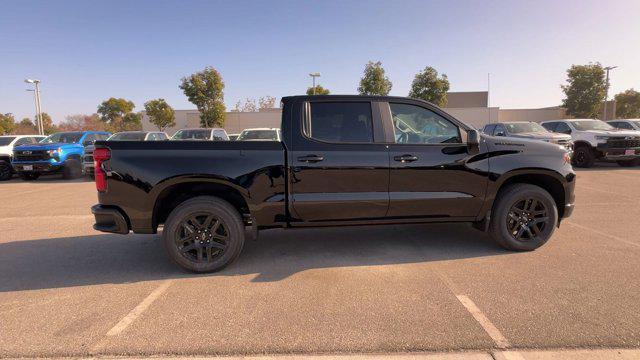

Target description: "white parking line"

left=0, top=215, right=94, bottom=222
left=105, top=279, right=173, bottom=336
left=455, top=295, right=511, bottom=349
left=566, top=221, right=640, bottom=248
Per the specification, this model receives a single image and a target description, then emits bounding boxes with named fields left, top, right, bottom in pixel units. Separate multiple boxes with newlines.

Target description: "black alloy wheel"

left=174, top=212, right=229, bottom=263
left=506, top=198, right=549, bottom=241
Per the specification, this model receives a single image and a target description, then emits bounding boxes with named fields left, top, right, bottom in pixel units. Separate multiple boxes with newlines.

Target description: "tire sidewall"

left=0, top=160, right=12, bottom=181
left=63, top=158, right=82, bottom=179
left=162, top=197, right=245, bottom=273
left=491, top=185, right=558, bottom=251
left=572, top=147, right=594, bottom=168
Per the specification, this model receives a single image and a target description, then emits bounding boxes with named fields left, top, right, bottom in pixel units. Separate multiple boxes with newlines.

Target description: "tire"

left=617, top=160, right=638, bottom=167
left=571, top=146, right=595, bottom=168
left=62, top=158, right=82, bottom=179
left=19, top=172, right=40, bottom=181
left=162, top=196, right=245, bottom=273
left=0, top=160, right=12, bottom=181
left=489, top=183, right=558, bottom=251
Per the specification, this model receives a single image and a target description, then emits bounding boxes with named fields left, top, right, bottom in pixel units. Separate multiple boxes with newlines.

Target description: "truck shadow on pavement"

left=0, top=223, right=506, bottom=292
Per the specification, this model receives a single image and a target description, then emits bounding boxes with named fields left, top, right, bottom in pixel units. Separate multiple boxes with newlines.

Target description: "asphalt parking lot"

left=1, top=165, right=639, bottom=358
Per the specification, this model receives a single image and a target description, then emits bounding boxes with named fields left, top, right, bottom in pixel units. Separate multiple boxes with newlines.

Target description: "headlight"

left=595, top=136, right=609, bottom=140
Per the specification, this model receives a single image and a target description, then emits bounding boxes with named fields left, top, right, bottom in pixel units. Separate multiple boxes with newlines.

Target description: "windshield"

left=0, top=137, right=16, bottom=146
left=632, top=121, right=640, bottom=128
left=571, top=120, right=614, bottom=131
left=237, top=130, right=279, bottom=141
left=41, top=132, right=83, bottom=144
left=109, top=132, right=146, bottom=141
left=172, top=129, right=211, bottom=140
left=504, top=123, right=548, bottom=134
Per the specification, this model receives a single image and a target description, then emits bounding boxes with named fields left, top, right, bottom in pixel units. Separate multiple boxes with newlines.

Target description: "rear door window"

left=555, top=122, right=572, bottom=134
left=541, top=122, right=558, bottom=132
left=307, top=102, right=373, bottom=143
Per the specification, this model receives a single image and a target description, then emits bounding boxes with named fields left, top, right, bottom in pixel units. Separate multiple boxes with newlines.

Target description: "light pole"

left=309, top=73, right=321, bottom=95
left=25, top=79, right=44, bottom=135
left=603, top=66, right=617, bottom=121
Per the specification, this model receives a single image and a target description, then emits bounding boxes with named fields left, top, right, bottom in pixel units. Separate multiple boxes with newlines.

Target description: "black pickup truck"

left=92, top=95, right=575, bottom=272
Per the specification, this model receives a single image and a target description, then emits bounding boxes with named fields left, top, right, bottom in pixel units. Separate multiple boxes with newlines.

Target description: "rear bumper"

left=92, top=204, right=130, bottom=234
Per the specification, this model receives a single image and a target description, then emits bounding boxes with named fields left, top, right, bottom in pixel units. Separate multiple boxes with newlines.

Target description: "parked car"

left=0, top=135, right=45, bottom=181
left=171, top=128, right=229, bottom=141
left=481, top=122, right=573, bottom=151
left=92, top=95, right=575, bottom=273
left=84, top=131, right=169, bottom=177
left=12, top=131, right=110, bottom=180
left=236, top=128, right=282, bottom=141
left=607, top=119, right=640, bottom=131
left=541, top=119, right=640, bottom=167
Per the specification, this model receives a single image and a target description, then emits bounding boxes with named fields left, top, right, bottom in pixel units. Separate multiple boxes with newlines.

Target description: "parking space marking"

left=455, top=295, right=510, bottom=349
left=566, top=221, right=640, bottom=248
left=0, top=215, right=94, bottom=222
left=105, top=279, right=173, bottom=337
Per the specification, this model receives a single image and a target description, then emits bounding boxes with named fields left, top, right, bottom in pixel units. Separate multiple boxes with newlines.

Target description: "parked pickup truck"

left=541, top=119, right=640, bottom=167
left=481, top=122, right=573, bottom=151
left=92, top=95, right=576, bottom=272
left=13, top=131, right=110, bottom=180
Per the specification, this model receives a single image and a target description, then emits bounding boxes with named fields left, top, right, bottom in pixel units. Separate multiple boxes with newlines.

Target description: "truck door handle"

left=297, top=154, right=325, bottom=163
left=394, top=154, right=418, bottom=163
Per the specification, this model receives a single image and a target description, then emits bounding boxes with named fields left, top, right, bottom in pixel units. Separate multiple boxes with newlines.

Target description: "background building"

left=142, top=92, right=575, bottom=135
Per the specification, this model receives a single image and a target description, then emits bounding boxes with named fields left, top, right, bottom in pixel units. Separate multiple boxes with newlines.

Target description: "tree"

left=0, top=113, right=16, bottom=135
left=306, top=86, right=330, bottom=95
left=408, top=66, right=450, bottom=107
left=40, top=113, right=57, bottom=134
left=358, top=61, right=392, bottom=96
left=179, top=66, right=226, bottom=127
left=259, top=96, right=277, bottom=109
left=97, top=98, right=135, bottom=124
left=144, top=99, right=175, bottom=131
left=614, top=89, right=640, bottom=119
left=57, top=114, right=106, bottom=132
left=233, top=98, right=257, bottom=112
left=561, top=63, right=607, bottom=118
left=13, top=118, right=37, bottom=135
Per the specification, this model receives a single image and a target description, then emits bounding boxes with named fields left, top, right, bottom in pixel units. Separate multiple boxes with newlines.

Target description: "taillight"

left=93, top=148, right=111, bottom=192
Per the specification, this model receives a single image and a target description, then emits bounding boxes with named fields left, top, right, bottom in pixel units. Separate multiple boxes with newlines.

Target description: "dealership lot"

left=0, top=165, right=639, bottom=358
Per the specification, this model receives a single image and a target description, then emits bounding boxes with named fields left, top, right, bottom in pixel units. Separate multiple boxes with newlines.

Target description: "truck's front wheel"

left=0, top=160, right=12, bottom=181
left=572, top=146, right=595, bottom=168
left=489, top=183, right=558, bottom=251
left=63, top=159, right=83, bottom=179
left=162, top=196, right=245, bottom=273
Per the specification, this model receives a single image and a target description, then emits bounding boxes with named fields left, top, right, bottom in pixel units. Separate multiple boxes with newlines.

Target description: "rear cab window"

left=306, top=102, right=373, bottom=143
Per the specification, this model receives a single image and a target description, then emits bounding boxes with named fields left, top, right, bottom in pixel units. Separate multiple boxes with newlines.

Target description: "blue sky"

left=1, top=0, right=639, bottom=123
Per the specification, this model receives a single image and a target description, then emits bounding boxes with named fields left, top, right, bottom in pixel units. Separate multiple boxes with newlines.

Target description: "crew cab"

left=12, top=131, right=110, bottom=180
left=481, top=122, right=573, bottom=151
left=171, top=128, right=229, bottom=141
left=541, top=119, right=640, bottom=167
left=0, top=135, right=45, bottom=181
left=92, top=95, right=575, bottom=272
left=84, top=131, right=169, bottom=177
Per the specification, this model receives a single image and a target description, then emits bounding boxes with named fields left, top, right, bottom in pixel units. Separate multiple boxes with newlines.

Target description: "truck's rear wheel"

left=0, top=160, right=12, bottom=181
left=571, top=146, right=595, bottom=168
left=489, top=183, right=558, bottom=251
left=162, top=196, right=245, bottom=273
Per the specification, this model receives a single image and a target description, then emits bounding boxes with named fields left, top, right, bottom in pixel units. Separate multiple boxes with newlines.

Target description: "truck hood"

left=14, top=142, right=80, bottom=151
left=509, top=132, right=572, bottom=141
left=483, top=133, right=568, bottom=155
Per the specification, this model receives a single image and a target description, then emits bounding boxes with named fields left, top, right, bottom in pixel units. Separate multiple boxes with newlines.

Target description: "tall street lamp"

left=603, top=66, right=617, bottom=121
left=24, top=79, right=44, bottom=135
left=309, top=73, right=321, bottom=95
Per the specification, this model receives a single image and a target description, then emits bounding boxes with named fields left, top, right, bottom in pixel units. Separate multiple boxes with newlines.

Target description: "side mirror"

left=467, top=129, right=480, bottom=146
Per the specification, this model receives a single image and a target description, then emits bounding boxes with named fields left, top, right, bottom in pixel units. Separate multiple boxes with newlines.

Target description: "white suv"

left=0, top=135, right=46, bottom=180
left=607, top=119, right=640, bottom=131
left=541, top=119, right=640, bottom=167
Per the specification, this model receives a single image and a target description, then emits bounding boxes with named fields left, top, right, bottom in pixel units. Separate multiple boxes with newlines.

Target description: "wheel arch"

left=152, top=179, right=251, bottom=232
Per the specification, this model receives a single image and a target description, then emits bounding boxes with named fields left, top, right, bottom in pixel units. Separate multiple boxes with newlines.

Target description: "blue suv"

left=12, top=131, right=110, bottom=180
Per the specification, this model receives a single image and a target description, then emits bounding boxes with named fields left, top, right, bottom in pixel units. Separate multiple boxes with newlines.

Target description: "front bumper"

left=596, top=145, right=640, bottom=160
left=83, top=162, right=94, bottom=174
left=92, top=205, right=130, bottom=234
left=11, top=161, right=63, bottom=173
